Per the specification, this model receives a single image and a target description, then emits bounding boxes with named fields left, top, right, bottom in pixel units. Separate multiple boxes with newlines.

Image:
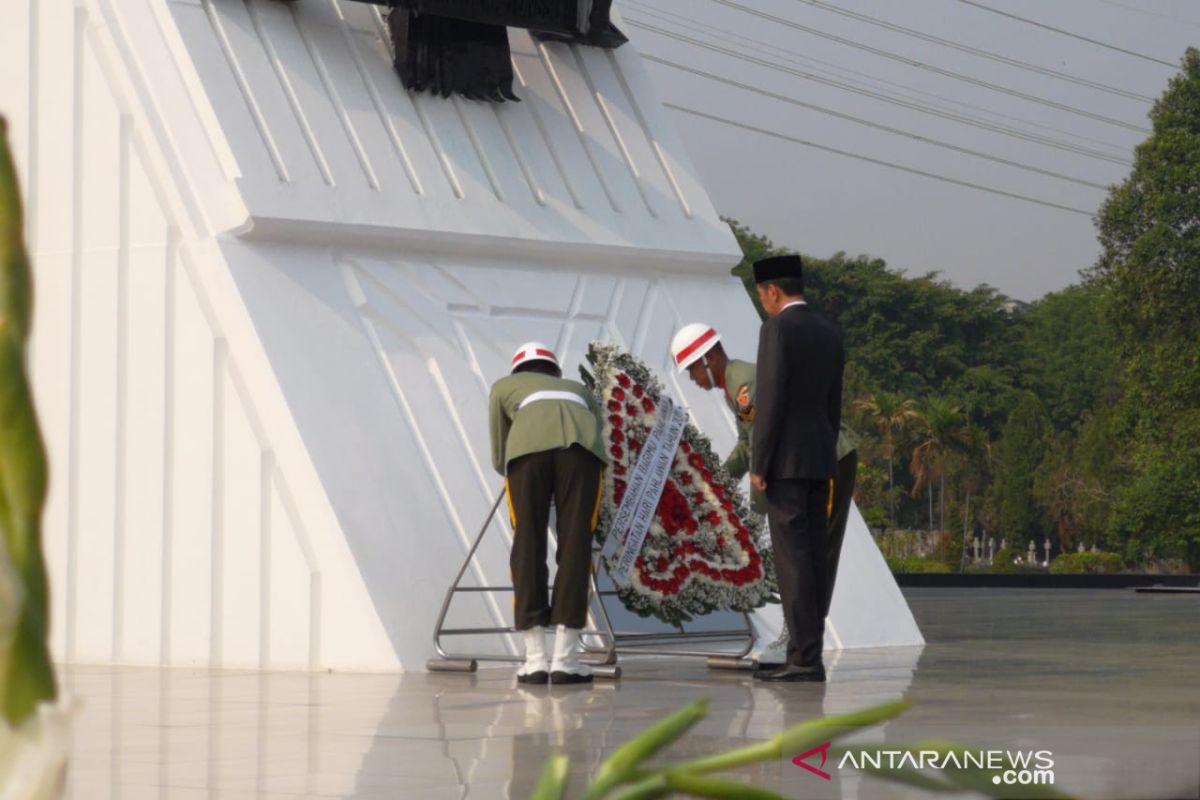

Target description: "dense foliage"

left=723, top=49, right=1200, bottom=571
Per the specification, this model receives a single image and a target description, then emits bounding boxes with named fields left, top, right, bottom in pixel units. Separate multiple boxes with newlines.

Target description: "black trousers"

left=766, top=478, right=831, bottom=669
left=823, top=451, right=858, bottom=618
left=506, top=445, right=604, bottom=631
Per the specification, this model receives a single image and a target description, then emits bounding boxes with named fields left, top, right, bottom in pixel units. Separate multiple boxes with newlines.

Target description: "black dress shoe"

left=550, top=670, right=594, bottom=685
left=753, top=660, right=786, bottom=671
left=517, top=670, right=549, bottom=685
left=753, top=664, right=826, bottom=682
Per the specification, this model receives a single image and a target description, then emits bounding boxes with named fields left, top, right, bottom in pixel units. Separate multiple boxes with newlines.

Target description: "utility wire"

left=664, top=103, right=1096, bottom=216
left=644, top=54, right=1110, bottom=190
left=956, top=0, right=1178, bottom=68
left=626, top=18, right=1134, bottom=165
left=703, top=0, right=1150, bottom=132
left=784, top=0, right=1153, bottom=102
left=626, top=1, right=1132, bottom=156
left=1091, top=0, right=1200, bottom=30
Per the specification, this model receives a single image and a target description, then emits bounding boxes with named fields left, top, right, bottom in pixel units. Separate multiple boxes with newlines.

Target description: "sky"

left=621, top=0, right=1200, bottom=300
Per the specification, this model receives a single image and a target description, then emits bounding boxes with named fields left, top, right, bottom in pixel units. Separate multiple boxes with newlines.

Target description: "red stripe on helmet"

left=674, top=328, right=717, bottom=365
left=512, top=348, right=558, bottom=365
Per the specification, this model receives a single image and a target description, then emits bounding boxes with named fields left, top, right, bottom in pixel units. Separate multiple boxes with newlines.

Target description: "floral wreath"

left=582, top=342, right=776, bottom=625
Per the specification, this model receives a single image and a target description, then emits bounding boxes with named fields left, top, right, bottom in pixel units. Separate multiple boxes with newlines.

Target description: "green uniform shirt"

left=489, top=372, right=609, bottom=476
left=721, top=359, right=758, bottom=481
left=721, top=358, right=858, bottom=479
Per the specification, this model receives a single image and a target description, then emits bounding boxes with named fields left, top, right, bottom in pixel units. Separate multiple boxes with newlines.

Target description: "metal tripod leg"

left=426, top=489, right=619, bottom=678
left=580, top=550, right=757, bottom=663
left=428, top=487, right=758, bottom=674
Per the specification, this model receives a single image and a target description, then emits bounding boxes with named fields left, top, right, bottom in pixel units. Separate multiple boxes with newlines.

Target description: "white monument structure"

left=2, top=0, right=921, bottom=672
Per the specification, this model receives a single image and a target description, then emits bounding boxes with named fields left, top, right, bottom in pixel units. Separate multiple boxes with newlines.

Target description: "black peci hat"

left=752, top=254, right=803, bottom=285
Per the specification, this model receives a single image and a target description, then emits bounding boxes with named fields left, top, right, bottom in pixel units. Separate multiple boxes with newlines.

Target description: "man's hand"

left=751, top=473, right=767, bottom=493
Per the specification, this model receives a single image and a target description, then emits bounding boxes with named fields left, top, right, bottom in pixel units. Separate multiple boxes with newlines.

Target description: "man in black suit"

left=749, top=254, right=844, bottom=683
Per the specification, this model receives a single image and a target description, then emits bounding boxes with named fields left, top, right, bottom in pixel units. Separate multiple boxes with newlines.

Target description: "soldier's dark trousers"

left=766, top=478, right=831, bottom=669
left=505, top=445, right=605, bottom=631
left=822, top=451, right=858, bottom=618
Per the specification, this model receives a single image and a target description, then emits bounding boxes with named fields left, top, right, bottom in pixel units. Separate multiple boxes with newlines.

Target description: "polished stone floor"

left=61, top=588, right=1200, bottom=799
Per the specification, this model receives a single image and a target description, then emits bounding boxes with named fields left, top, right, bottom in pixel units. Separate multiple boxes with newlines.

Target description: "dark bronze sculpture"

left=341, top=0, right=627, bottom=101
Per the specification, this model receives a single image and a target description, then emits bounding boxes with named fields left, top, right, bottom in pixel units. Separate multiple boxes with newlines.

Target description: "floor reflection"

left=59, top=589, right=1200, bottom=799
left=344, top=645, right=923, bottom=800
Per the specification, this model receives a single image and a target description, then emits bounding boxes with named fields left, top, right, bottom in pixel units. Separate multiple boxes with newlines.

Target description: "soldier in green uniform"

left=669, top=324, right=765, bottom=510
left=489, top=342, right=608, bottom=685
left=670, top=323, right=860, bottom=665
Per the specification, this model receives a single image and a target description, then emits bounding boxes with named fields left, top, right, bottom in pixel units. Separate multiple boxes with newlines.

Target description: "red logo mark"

left=792, top=741, right=832, bottom=780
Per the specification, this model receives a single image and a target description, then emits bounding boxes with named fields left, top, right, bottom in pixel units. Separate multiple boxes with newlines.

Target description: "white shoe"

left=550, top=625, right=593, bottom=685
left=517, top=626, right=549, bottom=684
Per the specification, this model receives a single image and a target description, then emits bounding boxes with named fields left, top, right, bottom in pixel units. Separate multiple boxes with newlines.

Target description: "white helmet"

left=511, top=341, right=560, bottom=372
left=670, top=324, right=721, bottom=373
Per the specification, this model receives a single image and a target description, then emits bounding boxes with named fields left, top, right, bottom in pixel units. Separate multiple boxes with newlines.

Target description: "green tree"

left=990, top=393, right=1051, bottom=549
left=726, top=217, right=782, bottom=319
left=855, top=391, right=920, bottom=525
left=909, top=397, right=973, bottom=549
left=1087, top=47, right=1200, bottom=569
left=1019, top=284, right=1117, bottom=432
left=950, top=423, right=992, bottom=571
left=1033, top=434, right=1086, bottom=554
left=1070, top=407, right=1124, bottom=549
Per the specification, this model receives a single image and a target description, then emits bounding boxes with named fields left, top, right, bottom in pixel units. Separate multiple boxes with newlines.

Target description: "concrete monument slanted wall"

left=0, top=0, right=921, bottom=671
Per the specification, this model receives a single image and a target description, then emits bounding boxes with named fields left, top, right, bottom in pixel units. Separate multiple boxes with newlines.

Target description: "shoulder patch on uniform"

left=736, top=384, right=752, bottom=410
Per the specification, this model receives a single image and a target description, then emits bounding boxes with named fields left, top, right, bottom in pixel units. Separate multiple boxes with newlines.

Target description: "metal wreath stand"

left=426, top=490, right=757, bottom=677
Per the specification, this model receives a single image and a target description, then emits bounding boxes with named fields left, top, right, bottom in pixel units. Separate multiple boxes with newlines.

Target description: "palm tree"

left=854, top=391, right=920, bottom=525
left=956, top=423, right=991, bottom=571
left=909, top=397, right=974, bottom=556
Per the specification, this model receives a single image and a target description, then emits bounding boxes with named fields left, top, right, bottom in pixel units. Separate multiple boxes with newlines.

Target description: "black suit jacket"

left=751, top=303, right=845, bottom=481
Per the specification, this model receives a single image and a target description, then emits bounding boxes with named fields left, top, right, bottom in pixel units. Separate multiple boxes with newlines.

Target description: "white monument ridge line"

left=2, top=0, right=921, bottom=671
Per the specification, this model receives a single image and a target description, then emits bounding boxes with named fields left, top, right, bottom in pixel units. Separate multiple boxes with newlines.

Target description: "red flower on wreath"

left=658, top=481, right=692, bottom=535
left=589, top=344, right=772, bottom=621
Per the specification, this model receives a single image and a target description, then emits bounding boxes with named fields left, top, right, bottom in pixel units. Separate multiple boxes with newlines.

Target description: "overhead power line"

left=643, top=54, right=1109, bottom=190
left=664, top=103, right=1096, bottom=217
left=625, top=18, right=1134, bottom=166
left=785, top=0, right=1153, bottom=102
left=626, top=1, right=1132, bottom=156
left=956, top=0, right=1178, bottom=68
left=1092, top=0, right=1200, bottom=30
left=703, top=0, right=1150, bottom=133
